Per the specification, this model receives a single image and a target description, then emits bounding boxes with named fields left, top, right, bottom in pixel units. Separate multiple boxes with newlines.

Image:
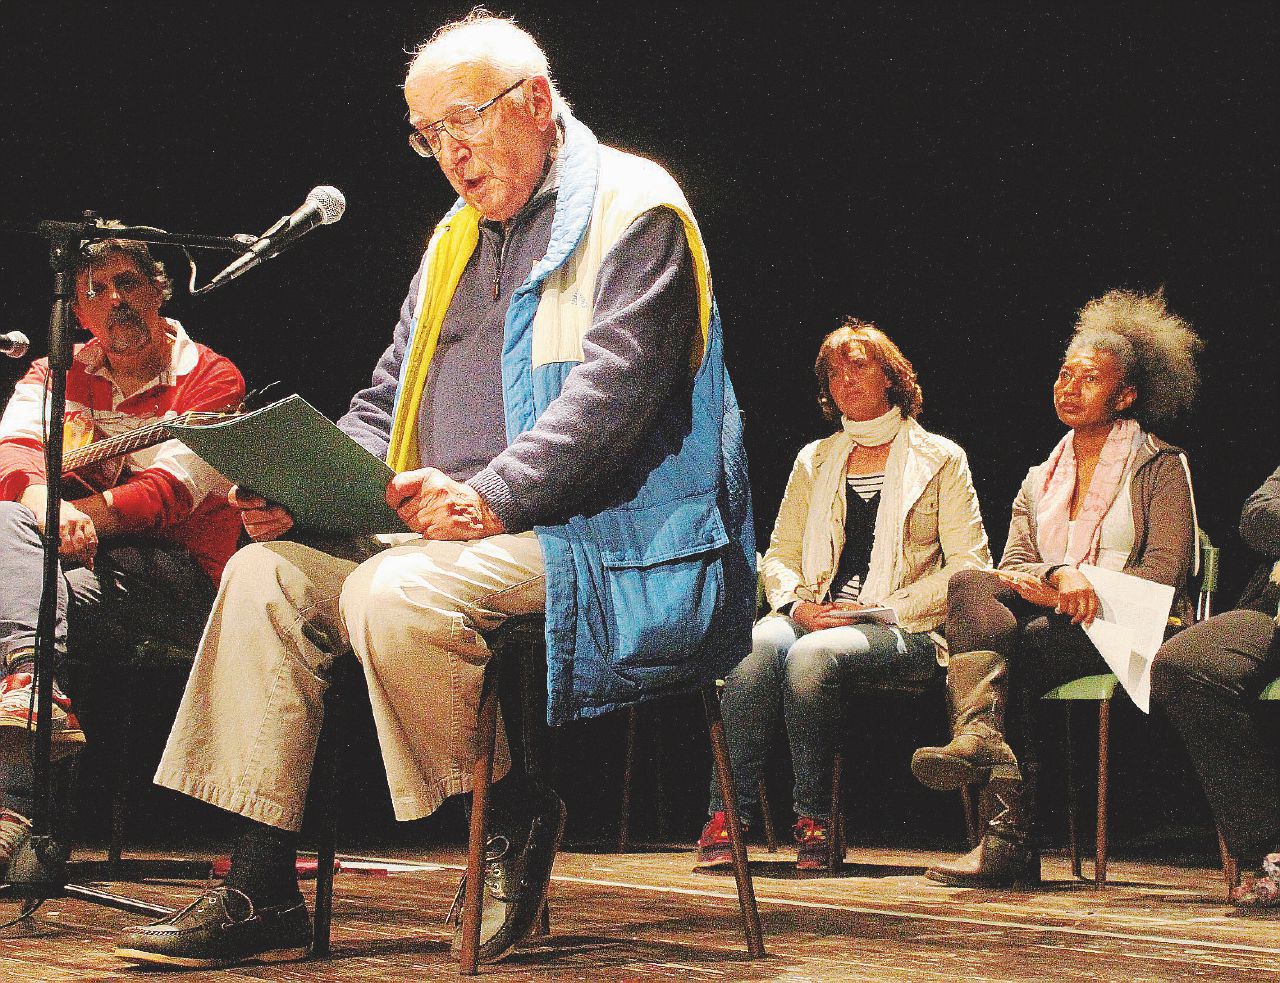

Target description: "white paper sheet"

left=1078, top=564, right=1175, bottom=713
left=828, top=605, right=899, bottom=626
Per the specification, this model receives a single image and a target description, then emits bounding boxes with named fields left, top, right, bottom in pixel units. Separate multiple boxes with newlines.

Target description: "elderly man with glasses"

left=115, top=10, right=753, bottom=970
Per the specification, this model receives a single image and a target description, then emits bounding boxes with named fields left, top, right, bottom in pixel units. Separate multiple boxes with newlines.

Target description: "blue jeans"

left=708, top=615, right=938, bottom=824
left=0, top=501, right=214, bottom=815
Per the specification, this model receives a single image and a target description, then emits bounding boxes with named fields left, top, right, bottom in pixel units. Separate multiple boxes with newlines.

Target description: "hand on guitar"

left=19, top=484, right=99, bottom=565
left=229, top=486, right=294, bottom=541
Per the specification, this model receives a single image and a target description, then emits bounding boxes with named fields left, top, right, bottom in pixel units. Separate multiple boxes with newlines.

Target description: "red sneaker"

left=694, top=811, right=743, bottom=869
left=0, top=670, right=86, bottom=760
left=1231, top=853, right=1280, bottom=909
left=793, top=817, right=843, bottom=873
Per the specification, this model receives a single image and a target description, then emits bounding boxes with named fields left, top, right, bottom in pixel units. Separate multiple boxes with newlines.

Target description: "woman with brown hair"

left=697, top=319, right=990, bottom=872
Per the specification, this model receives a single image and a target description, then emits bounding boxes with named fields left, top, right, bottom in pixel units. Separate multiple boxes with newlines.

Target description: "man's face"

left=405, top=63, right=554, bottom=222
left=72, top=252, right=168, bottom=359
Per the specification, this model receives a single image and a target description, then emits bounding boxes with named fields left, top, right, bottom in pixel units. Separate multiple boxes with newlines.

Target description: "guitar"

left=61, top=408, right=241, bottom=496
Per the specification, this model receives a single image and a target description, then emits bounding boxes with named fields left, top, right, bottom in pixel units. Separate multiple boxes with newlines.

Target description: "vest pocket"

left=594, top=496, right=728, bottom=669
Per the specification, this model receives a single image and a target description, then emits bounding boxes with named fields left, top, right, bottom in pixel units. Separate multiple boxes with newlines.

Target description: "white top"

left=1067, top=468, right=1136, bottom=572
left=832, top=472, right=885, bottom=604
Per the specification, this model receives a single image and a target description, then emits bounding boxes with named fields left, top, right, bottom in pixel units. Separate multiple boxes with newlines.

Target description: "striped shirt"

left=832, top=472, right=884, bottom=604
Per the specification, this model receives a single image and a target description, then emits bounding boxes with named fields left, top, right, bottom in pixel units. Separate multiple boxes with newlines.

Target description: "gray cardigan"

left=999, top=433, right=1197, bottom=620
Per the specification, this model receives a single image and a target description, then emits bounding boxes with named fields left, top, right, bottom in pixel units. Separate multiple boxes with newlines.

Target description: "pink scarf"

left=1035, top=419, right=1142, bottom=566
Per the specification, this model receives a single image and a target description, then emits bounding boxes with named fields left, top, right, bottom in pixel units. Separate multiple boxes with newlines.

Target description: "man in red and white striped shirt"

left=0, top=237, right=244, bottom=871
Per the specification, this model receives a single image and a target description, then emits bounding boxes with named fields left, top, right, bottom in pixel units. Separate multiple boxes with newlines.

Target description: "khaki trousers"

left=154, top=531, right=545, bottom=831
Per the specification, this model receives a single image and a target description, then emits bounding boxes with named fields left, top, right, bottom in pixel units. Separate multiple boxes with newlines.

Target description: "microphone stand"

left=0, top=214, right=250, bottom=919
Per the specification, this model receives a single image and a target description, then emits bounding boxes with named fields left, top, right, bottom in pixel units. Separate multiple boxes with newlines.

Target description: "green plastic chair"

left=1041, top=528, right=1220, bottom=887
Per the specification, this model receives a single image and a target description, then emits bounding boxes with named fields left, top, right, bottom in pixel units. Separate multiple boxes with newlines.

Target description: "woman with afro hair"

left=911, top=288, right=1203, bottom=888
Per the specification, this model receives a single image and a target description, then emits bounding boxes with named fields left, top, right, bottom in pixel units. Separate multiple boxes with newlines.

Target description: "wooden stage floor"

left=2, top=843, right=1278, bottom=982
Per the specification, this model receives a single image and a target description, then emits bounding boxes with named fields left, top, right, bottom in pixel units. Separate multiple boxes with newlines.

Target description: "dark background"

left=1, top=5, right=1276, bottom=856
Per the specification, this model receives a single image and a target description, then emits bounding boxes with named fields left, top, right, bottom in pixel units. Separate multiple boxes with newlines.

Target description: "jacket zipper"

left=493, top=227, right=508, bottom=301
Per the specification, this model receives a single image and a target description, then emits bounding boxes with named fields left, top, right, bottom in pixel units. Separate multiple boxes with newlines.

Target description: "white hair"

left=407, top=10, right=570, bottom=116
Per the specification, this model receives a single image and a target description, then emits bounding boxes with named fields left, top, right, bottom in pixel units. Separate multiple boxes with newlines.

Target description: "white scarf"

left=800, top=408, right=909, bottom=604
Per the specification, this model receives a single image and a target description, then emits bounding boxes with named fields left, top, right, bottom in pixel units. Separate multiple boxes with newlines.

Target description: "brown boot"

left=911, top=650, right=1021, bottom=791
left=926, top=779, right=1039, bottom=887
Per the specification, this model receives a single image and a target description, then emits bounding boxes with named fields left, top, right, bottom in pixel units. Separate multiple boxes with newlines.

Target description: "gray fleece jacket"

left=999, top=433, right=1197, bottom=621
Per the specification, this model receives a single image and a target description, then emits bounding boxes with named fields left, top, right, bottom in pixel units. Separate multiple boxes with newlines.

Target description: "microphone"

left=0, top=331, right=30, bottom=358
left=196, top=186, right=346, bottom=294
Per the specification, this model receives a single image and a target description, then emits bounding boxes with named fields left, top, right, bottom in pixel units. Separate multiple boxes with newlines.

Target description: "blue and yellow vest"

left=386, top=114, right=754, bottom=724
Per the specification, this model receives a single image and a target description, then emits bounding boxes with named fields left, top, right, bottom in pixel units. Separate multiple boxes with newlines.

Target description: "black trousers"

left=947, top=569, right=1109, bottom=751
left=1152, top=610, right=1280, bottom=866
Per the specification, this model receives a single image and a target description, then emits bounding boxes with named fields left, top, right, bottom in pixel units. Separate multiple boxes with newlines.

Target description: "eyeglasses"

left=408, top=77, right=528, bottom=159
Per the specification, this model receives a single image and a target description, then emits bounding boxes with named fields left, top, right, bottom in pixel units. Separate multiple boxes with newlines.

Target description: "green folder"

left=168, top=395, right=409, bottom=535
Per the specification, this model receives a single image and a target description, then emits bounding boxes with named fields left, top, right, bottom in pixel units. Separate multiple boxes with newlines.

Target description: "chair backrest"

left=1194, top=527, right=1220, bottom=623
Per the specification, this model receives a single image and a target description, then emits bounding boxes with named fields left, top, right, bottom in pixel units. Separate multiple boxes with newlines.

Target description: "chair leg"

left=702, top=685, right=766, bottom=958
left=1095, top=699, right=1111, bottom=888
left=311, top=702, right=340, bottom=958
left=515, top=648, right=553, bottom=937
left=757, top=780, right=778, bottom=852
left=108, top=687, right=136, bottom=874
left=459, top=676, right=500, bottom=976
left=651, top=702, right=670, bottom=842
left=517, top=643, right=546, bottom=781
left=829, top=751, right=844, bottom=871
left=960, top=784, right=979, bottom=848
left=1063, top=703, right=1082, bottom=879
left=1216, top=826, right=1239, bottom=900
left=618, top=705, right=638, bottom=851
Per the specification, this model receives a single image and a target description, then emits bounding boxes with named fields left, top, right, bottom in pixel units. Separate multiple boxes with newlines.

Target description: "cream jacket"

left=761, top=420, right=991, bottom=642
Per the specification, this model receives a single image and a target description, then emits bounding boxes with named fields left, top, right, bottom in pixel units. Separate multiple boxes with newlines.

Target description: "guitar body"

left=64, top=459, right=127, bottom=497
left=62, top=411, right=126, bottom=496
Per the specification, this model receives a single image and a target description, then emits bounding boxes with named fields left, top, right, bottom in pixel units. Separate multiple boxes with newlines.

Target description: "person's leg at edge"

left=0, top=501, right=79, bottom=757
left=0, top=500, right=81, bottom=873
left=698, top=615, right=799, bottom=866
left=1152, top=610, right=1280, bottom=906
left=784, top=622, right=938, bottom=870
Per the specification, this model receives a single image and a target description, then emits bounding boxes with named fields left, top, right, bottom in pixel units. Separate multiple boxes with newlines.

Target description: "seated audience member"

left=0, top=236, right=244, bottom=875
left=698, top=320, right=990, bottom=873
left=1152, top=464, right=1280, bottom=908
left=911, top=288, right=1202, bottom=887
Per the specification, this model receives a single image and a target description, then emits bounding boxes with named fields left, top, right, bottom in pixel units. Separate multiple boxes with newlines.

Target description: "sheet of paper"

left=828, top=605, right=899, bottom=626
left=1079, top=564, right=1175, bottom=713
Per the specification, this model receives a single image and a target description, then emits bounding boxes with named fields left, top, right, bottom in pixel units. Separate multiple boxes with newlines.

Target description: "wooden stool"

left=310, top=622, right=767, bottom=973
left=458, top=620, right=766, bottom=974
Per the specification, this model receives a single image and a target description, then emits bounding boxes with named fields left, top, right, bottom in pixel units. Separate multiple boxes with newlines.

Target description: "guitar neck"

left=61, top=411, right=225, bottom=475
